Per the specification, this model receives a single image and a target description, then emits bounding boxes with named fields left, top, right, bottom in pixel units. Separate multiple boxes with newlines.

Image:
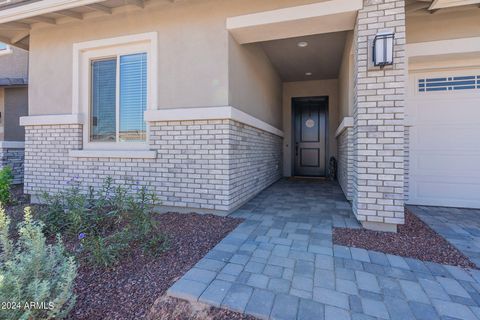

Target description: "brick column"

left=352, top=0, right=406, bottom=232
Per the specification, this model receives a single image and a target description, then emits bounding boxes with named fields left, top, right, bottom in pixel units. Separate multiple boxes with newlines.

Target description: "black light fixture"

left=373, top=32, right=395, bottom=68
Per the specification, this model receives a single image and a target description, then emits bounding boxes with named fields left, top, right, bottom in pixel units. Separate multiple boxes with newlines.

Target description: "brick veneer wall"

left=24, top=120, right=282, bottom=213
left=337, top=128, right=353, bottom=201
left=404, top=126, right=410, bottom=201
left=0, top=146, right=24, bottom=184
left=352, top=0, right=406, bottom=231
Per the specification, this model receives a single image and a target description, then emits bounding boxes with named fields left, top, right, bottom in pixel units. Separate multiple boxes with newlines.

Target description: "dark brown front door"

left=293, top=97, right=327, bottom=177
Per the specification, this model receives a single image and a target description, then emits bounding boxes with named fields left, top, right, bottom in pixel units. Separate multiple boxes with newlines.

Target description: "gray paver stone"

left=245, top=288, right=275, bottom=320
left=167, top=279, right=207, bottom=302
left=409, top=301, right=440, bottom=320
left=356, top=271, right=381, bottom=293
left=298, top=298, right=325, bottom=320
left=325, top=305, right=350, bottom=320
left=313, top=287, right=349, bottom=309
left=199, top=280, right=233, bottom=307
left=271, top=293, right=299, bottom=320
left=222, top=283, right=254, bottom=313
left=361, top=298, right=390, bottom=319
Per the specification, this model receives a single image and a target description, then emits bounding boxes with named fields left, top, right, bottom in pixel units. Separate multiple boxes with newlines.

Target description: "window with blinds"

left=90, top=52, right=147, bottom=143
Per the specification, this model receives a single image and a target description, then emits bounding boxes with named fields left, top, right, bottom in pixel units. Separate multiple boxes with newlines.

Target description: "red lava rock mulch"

left=147, top=296, right=258, bottom=320
left=68, top=213, right=245, bottom=320
left=333, top=210, right=477, bottom=269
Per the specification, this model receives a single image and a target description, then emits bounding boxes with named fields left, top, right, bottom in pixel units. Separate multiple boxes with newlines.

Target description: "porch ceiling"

left=260, top=31, right=347, bottom=82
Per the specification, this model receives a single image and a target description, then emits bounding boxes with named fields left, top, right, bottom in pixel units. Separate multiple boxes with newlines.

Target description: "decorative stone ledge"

left=69, top=149, right=157, bottom=159
left=20, top=114, right=84, bottom=126
left=335, top=116, right=353, bottom=137
left=144, top=106, right=284, bottom=137
left=0, top=141, right=25, bottom=148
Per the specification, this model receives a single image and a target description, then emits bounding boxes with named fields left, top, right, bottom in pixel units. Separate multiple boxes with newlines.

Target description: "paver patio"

left=167, top=179, right=480, bottom=320
left=411, top=205, right=480, bottom=268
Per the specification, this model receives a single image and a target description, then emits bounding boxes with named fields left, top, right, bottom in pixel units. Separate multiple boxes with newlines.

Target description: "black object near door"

left=293, top=96, right=328, bottom=177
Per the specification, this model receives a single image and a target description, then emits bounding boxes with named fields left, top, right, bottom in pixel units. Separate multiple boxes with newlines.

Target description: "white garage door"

left=407, top=68, right=480, bottom=208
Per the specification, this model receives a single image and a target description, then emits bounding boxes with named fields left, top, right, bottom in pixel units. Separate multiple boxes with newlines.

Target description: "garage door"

left=407, top=68, right=480, bottom=209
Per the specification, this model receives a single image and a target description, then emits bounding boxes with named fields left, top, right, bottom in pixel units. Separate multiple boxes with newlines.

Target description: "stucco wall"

left=4, top=87, right=28, bottom=141
left=338, top=31, right=354, bottom=120
left=28, top=0, right=321, bottom=127
left=407, top=9, right=480, bottom=44
left=228, top=36, right=283, bottom=129
left=282, top=79, right=339, bottom=177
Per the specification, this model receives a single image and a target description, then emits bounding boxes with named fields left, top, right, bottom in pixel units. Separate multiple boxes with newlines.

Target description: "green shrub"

left=40, top=177, right=168, bottom=268
left=0, top=206, right=77, bottom=320
left=0, top=166, right=13, bottom=205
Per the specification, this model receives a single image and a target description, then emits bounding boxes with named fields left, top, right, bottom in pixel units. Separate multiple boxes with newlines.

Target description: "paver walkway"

left=411, top=205, right=480, bottom=267
left=168, top=179, right=480, bottom=320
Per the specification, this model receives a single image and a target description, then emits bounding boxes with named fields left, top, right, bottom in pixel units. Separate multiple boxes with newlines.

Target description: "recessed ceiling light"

left=305, top=72, right=312, bottom=76
left=297, top=41, right=308, bottom=48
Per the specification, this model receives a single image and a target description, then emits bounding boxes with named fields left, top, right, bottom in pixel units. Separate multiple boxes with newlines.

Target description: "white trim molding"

left=69, top=149, right=157, bottom=159
left=226, top=0, right=362, bottom=44
left=145, top=106, right=284, bottom=137
left=0, top=141, right=25, bottom=148
left=20, top=114, right=84, bottom=126
left=72, top=32, right=158, bottom=115
left=335, top=116, right=353, bottom=137
left=407, top=37, right=480, bottom=59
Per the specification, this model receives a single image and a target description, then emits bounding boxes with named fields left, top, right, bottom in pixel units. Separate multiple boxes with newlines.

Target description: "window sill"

left=69, top=149, right=157, bottom=159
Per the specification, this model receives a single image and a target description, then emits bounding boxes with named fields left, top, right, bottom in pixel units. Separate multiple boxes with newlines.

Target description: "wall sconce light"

left=373, top=32, right=394, bottom=68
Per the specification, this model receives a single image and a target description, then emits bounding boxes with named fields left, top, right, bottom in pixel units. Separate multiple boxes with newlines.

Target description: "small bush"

left=40, top=178, right=169, bottom=268
left=0, top=166, right=13, bottom=205
left=0, top=205, right=77, bottom=320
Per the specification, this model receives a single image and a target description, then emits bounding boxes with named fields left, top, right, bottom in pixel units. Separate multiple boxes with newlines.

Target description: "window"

left=90, top=53, right=147, bottom=143
left=74, top=33, right=157, bottom=151
left=0, top=43, right=7, bottom=51
left=418, top=75, right=480, bottom=92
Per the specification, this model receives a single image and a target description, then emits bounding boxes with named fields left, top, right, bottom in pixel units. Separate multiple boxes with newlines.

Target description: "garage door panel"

left=413, top=100, right=480, bottom=125
left=411, top=179, right=480, bottom=208
left=408, top=67, right=480, bottom=209
left=413, top=125, right=480, bottom=150
left=413, top=153, right=480, bottom=176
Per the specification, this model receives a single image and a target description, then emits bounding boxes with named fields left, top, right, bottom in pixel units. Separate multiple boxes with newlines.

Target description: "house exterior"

left=0, top=0, right=478, bottom=232
left=0, top=41, right=28, bottom=184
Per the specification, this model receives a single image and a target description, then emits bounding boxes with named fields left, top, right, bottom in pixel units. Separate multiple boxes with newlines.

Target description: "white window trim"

left=72, top=32, right=158, bottom=151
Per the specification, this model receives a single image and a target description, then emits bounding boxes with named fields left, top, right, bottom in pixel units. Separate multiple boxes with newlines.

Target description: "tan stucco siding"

left=28, top=0, right=322, bottom=122
left=407, top=10, right=480, bottom=44
left=282, top=79, right=339, bottom=176
left=29, top=1, right=231, bottom=115
left=228, top=36, right=282, bottom=129
left=338, top=31, right=353, bottom=120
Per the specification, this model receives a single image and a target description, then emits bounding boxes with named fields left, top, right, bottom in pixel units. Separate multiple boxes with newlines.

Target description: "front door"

left=293, top=97, right=327, bottom=177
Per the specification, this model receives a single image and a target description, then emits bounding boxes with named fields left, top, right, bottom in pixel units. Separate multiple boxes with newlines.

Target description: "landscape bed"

left=333, top=210, right=477, bottom=269
left=2, top=179, right=255, bottom=320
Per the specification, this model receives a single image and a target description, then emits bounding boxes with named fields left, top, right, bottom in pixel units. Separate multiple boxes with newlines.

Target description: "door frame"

left=291, top=96, right=329, bottom=177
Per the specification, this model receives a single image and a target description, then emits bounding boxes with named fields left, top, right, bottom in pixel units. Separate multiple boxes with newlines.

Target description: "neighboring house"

left=0, top=0, right=478, bottom=232
left=0, top=41, right=28, bottom=184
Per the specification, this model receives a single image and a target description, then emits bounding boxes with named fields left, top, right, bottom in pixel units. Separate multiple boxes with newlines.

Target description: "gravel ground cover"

left=333, top=210, right=477, bottom=269
left=3, top=190, right=249, bottom=320
left=68, top=212, right=244, bottom=320
left=147, top=296, right=258, bottom=320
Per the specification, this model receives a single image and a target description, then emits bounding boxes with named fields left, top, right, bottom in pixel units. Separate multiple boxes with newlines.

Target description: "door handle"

left=295, top=143, right=299, bottom=156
